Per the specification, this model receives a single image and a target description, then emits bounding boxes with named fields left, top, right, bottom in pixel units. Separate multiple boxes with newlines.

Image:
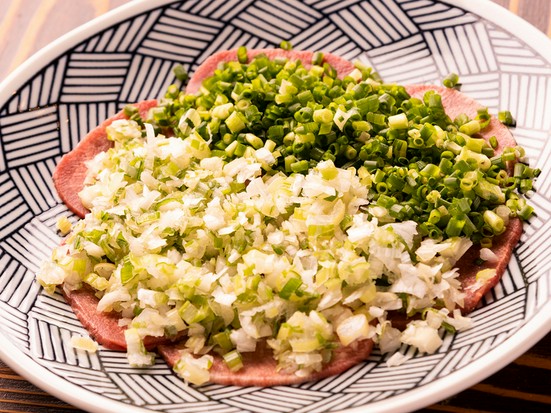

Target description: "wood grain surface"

left=0, top=0, right=550, bottom=412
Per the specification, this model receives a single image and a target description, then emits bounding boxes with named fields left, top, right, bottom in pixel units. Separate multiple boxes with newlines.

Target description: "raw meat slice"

left=53, top=99, right=158, bottom=218
left=158, top=339, right=374, bottom=387
left=405, top=84, right=516, bottom=154
left=63, top=286, right=181, bottom=350
left=186, top=48, right=355, bottom=94
left=52, top=49, right=525, bottom=386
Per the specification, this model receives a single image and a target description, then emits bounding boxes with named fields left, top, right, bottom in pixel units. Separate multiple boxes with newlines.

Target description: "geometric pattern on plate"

left=0, top=1, right=550, bottom=412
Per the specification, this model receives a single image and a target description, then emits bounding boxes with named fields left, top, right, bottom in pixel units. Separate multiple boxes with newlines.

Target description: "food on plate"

left=157, top=339, right=374, bottom=387
left=38, top=47, right=539, bottom=386
left=53, top=100, right=159, bottom=218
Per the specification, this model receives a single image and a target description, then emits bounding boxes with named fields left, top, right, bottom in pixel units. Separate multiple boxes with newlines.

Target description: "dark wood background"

left=0, top=0, right=550, bottom=412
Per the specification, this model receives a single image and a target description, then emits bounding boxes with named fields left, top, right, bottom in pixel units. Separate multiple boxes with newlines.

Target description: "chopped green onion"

left=173, top=64, right=188, bottom=82
left=237, top=46, right=248, bottom=63
left=279, top=40, right=293, bottom=50
left=225, top=111, right=246, bottom=133
left=483, top=210, right=505, bottom=234
left=151, top=48, right=538, bottom=244
left=312, top=51, right=324, bottom=66
left=518, top=204, right=535, bottom=220
left=443, top=73, right=459, bottom=88
left=279, top=278, right=302, bottom=299
left=498, top=110, right=516, bottom=126
left=388, top=113, right=409, bottom=129
left=459, top=120, right=481, bottom=136
left=223, top=350, right=243, bottom=372
left=124, top=104, right=138, bottom=118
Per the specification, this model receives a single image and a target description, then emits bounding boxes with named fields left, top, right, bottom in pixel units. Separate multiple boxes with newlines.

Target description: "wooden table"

left=0, top=0, right=550, bottom=412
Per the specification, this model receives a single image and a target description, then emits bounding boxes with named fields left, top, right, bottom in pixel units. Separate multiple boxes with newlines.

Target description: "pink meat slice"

left=63, top=286, right=180, bottom=350
left=403, top=84, right=522, bottom=313
left=157, top=339, right=374, bottom=387
left=53, top=99, right=158, bottom=218
left=186, top=48, right=356, bottom=95
left=388, top=218, right=523, bottom=330
left=454, top=217, right=523, bottom=313
left=52, top=49, right=524, bottom=385
left=65, top=284, right=373, bottom=386
left=404, top=84, right=517, bottom=154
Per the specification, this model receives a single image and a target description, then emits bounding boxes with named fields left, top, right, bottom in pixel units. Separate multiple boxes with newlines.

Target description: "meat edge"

left=157, top=338, right=374, bottom=387
left=53, top=99, right=158, bottom=218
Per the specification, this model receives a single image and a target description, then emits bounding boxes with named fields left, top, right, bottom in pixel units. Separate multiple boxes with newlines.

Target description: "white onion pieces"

left=38, top=119, right=473, bottom=382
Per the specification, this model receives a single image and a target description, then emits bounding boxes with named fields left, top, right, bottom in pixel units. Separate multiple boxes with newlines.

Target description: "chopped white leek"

left=38, top=118, right=474, bottom=382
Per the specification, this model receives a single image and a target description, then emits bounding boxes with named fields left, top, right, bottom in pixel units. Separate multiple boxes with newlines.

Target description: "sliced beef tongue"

left=53, top=99, right=158, bottom=219
left=65, top=284, right=373, bottom=386
left=455, top=217, right=523, bottom=313
left=404, top=84, right=517, bottom=154
left=185, top=48, right=356, bottom=95
left=157, top=339, right=374, bottom=387
left=63, top=286, right=180, bottom=350
left=388, top=217, right=523, bottom=330
left=404, top=84, right=523, bottom=313
left=52, top=49, right=523, bottom=385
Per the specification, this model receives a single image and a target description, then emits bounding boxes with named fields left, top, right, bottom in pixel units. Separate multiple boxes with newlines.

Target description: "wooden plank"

left=0, top=0, right=130, bottom=80
left=517, top=0, right=551, bottom=33
left=492, top=0, right=510, bottom=8
left=1, top=332, right=549, bottom=412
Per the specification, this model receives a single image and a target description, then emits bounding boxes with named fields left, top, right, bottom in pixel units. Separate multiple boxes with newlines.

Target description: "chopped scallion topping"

left=498, top=110, right=516, bottom=126
left=443, top=72, right=460, bottom=88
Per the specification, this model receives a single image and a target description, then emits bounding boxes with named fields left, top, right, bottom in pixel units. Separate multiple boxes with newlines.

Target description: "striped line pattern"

left=138, top=8, right=224, bottom=62
left=58, top=102, right=118, bottom=152
left=0, top=1, right=550, bottom=412
left=0, top=172, right=33, bottom=239
left=60, top=53, right=133, bottom=103
left=0, top=106, right=60, bottom=168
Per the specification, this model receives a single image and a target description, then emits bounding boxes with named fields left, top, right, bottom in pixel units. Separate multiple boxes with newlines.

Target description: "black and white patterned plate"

left=0, top=1, right=550, bottom=412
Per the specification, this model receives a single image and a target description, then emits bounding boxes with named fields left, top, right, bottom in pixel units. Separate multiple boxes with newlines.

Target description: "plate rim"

left=343, top=300, right=551, bottom=413
left=0, top=0, right=550, bottom=412
left=0, top=0, right=175, bottom=104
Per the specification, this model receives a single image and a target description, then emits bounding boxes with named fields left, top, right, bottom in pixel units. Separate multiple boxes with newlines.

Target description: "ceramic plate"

left=0, top=1, right=550, bottom=412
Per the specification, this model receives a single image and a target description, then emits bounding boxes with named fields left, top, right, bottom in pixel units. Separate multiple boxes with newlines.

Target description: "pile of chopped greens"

left=132, top=46, right=538, bottom=246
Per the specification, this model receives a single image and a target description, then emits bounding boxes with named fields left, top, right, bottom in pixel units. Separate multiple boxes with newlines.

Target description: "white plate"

left=0, top=1, right=550, bottom=412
